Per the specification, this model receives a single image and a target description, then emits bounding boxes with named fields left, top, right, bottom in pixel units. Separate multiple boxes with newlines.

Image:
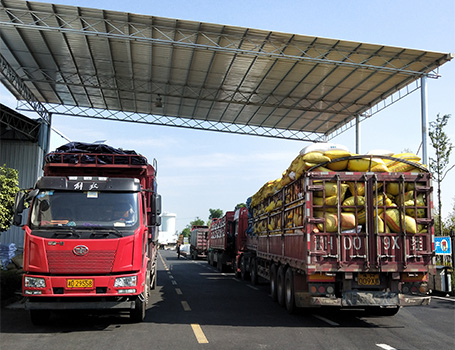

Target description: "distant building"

left=158, top=212, right=177, bottom=247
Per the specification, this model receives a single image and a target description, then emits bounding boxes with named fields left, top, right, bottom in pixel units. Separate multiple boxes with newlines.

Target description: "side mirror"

left=152, top=193, right=162, bottom=216
left=13, top=191, right=26, bottom=226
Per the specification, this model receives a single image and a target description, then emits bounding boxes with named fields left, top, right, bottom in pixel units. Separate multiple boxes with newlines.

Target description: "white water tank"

left=158, top=212, right=177, bottom=245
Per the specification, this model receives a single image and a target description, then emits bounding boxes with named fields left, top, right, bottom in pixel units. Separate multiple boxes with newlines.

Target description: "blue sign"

left=435, top=236, right=452, bottom=255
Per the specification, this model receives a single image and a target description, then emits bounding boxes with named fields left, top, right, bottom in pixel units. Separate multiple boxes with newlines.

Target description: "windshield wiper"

left=90, top=228, right=123, bottom=238
left=54, top=228, right=81, bottom=238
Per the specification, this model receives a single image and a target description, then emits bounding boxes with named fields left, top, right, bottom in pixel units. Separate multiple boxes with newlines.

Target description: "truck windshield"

left=30, top=191, right=139, bottom=231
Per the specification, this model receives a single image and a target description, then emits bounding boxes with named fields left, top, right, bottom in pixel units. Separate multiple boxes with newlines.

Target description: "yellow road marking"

left=191, top=324, right=209, bottom=344
left=181, top=301, right=191, bottom=311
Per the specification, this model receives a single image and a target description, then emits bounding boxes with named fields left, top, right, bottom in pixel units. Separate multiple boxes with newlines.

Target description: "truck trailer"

left=235, top=153, right=434, bottom=315
left=13, top=142, right=161, bottom=324
left=207, top=209, right=249, bottom=274
left=189, top=225, right=209, bottom=260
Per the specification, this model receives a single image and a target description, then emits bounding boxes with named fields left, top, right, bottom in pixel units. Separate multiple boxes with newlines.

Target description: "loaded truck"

left=207, top=209, right=249, bottom=274
left=13, top=142, right=161, bottom=324
left=189, top=225, right=209, bottom=260
left=234, top=150, right=434, bottom=315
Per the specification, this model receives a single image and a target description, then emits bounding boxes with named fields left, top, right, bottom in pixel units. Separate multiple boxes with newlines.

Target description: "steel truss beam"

left=17, top=101, right=327, bottom=142
left=0, top=5, right=442, bottom=78
left=0, top=53, right=50, bottom=125
left=16, top=76, right=421, bottom=143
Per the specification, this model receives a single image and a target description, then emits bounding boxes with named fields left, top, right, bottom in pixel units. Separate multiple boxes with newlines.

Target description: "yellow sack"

left=388, top=162, right=418, bottom=173
left=385, top=153, right=421, bottom=167
left=374, top=216, right=390, bottom=233
left=386, top=182, right=400, bottom=196
left=348, top=157, right=388, bottom=172
left=342, top=196, right=366, bottom=211
left=341, top=212, right=356, bottom=230
left=302, top=152, right=331, bottom=164
left=324, top=150, right=351, bottom=171
left=347, top=182, right=366, bottom=196
left=316, top=212, right=338, bottom=232
left=381, top=209, right=417, bottom=234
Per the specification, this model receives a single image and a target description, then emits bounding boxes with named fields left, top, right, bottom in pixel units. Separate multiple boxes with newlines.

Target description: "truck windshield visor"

left=30, top=191, right=139, bottom=230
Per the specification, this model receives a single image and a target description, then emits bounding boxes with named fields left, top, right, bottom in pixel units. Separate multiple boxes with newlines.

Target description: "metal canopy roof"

left=0, top=0, right=452, bottom=142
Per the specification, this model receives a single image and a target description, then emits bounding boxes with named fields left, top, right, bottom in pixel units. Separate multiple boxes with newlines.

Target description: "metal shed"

left=0, top=0, right=452, bottom=150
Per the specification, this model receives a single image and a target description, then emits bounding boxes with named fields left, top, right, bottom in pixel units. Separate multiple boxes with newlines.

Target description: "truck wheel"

left=240, top=256, right=250, bottom=281
left=30, top=310, right=51, bottom=326
left=277, top=265, right=286, bottom=306
left=250, top=258, right=258, bottom=286
left=284, top=268, right=296, bottom=314
left=270, top=263, right=278, bottom=302
left=130, top=293, right=146, bottom=323
left=217, top=256, right=223, bottom=272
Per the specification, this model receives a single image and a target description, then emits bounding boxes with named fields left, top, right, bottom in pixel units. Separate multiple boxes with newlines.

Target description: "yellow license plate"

left=67, top=279, right=94, bottom=288
left=358, top=273, right=380, bottom=286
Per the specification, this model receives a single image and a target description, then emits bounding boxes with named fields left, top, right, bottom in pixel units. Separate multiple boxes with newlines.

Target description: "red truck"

left=190, top=225, right=209, bottom=260
left=13, top=142, right=161, bottom=324
left=234, top=155, right=434, bottom=315
left=207, top=209, right=249, bottom=274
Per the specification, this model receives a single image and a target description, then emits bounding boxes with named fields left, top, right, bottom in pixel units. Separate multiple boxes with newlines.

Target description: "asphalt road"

left=1, top=249, right=454, bottom=350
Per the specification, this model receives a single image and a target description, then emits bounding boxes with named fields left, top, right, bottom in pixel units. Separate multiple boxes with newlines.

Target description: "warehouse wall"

left=0, top=140, right=45, bottom=249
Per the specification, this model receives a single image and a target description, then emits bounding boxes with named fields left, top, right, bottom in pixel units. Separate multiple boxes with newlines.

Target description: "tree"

left=0, top=165, right=19, bottom=232
left=209, top=209, right=223, bottom=221
left=429, top=114, right=454, bottom=235
left=181, top=217, right=205, bottom=237
left=235, top=203, right=246, bottom=210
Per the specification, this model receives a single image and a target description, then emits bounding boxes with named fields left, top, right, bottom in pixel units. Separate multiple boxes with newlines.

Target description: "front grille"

left=47, top=250, right=116, bottom=274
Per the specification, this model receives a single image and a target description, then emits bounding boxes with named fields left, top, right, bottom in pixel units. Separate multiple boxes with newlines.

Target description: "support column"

left=421, top=77, right=429, bottom=165
left=356, top=115, right=361, bottom=154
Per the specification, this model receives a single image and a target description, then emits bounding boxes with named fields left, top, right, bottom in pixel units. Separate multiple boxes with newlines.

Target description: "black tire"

left=277, top=265, right=286, bottom=306
left=30, top=310, right=51, bottom=326
left=240, top=256, right=250, bottom=281
left=250, top=258, right=258, bottom=286
left=130, top=293, right=146, bottom=323
left=270, top=263, right=278, bottom=302
left=284, top=268, right=296, bottom=314
left=216, top=254, right=224, bottom=272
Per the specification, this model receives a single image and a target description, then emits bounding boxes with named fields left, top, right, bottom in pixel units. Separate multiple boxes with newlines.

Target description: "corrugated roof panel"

left=0, top=0, right=452, bottom=141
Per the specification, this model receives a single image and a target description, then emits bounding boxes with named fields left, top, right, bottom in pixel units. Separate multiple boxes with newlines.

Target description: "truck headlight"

left=24, top=277, right=46, bottom=288
left=114, top=276, right=137, bottom=287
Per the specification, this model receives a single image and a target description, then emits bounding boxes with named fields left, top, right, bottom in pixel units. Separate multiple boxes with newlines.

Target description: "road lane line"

left=191, top=324, right=209, bottom=344
left=376, top=344, right=397, bottom=350
left=171, top=280, right=177, bottom=285
left=181, top=301, right=191, bottom=311
left=313, top=315, right=339, bottom=326
left=175, top=288, right=183, bottom=295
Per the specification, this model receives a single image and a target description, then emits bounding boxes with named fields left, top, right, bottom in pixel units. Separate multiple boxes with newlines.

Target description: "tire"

left=250, top=258, right=258, bottom=286
left=30, top=310, right=51, bottom=326
left=240, top=256, right=250, bottom=281
left=130, top=293, right=146, bottom=323
left=217, top=254, right=223, bottom=272
left=270, top=263, right=278, bottom=302
left=277, top=265, right=286, bottom=306
left=284, top=268, right=296, bottom=314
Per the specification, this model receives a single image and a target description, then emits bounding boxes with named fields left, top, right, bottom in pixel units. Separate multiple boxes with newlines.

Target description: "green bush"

left=0, top=165, right=19, bottom=232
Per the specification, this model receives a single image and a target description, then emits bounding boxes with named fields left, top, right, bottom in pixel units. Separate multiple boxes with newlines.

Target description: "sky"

left=1, top=0, right=454, bottom=233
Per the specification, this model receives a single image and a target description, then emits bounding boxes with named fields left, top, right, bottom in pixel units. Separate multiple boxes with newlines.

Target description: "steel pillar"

left=421, top=77, right=429, bottom=165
